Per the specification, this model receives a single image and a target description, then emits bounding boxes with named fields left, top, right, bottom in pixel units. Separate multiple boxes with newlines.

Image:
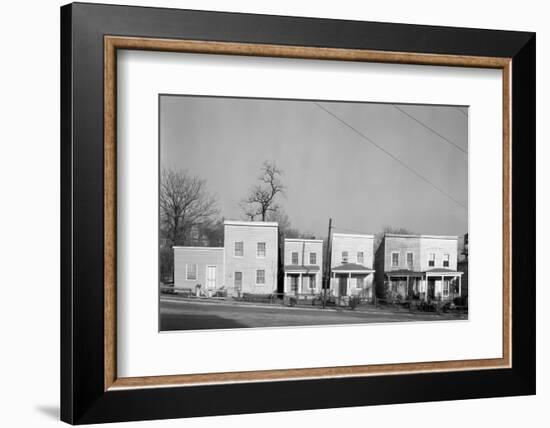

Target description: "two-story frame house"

left=173, top=246, right=224, bottom=295
left=224, top=220, right=279, bottom=296
left=283, top=238, right=323, bottom=295
left=374, top=233, right=463, bottom=301
left=329, top=233, right=375, bottom=299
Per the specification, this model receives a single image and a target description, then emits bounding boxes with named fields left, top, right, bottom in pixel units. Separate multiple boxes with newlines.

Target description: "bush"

left=349, top=296, right=360, bottom=310
left=453, top=295, right=468, bottom=307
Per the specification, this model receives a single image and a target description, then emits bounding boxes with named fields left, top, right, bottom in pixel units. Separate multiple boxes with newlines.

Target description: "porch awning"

left=425, top=268, right=463, bottom=275
left=332, top=263, right=374, bottom=274
left=285, top=265, right=320, bottom=273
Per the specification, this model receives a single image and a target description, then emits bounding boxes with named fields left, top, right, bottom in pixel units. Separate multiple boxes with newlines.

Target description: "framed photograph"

left=60, top=2, right=535, bottom=424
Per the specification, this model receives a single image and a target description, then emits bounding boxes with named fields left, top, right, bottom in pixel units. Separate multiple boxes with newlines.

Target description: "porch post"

left=458, top=275, right=462, bottom=297
left=347, top=272, right=351, bottom=296
left=299, top=273, right=302, bottom=295
left=424, top=275, right=428, bottom=301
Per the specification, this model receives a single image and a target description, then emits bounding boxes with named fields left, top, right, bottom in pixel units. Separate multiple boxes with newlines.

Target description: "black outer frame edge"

left=510, top=34, right=536, bottom=392
left=60, top=2, right=536, bottom=424
left=60, top=4, right=74, bottom=425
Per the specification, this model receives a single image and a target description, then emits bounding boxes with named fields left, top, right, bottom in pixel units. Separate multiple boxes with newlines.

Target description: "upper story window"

left=391, top=252, right=399, bottom=267
left=342, top=251, right=349, bottom=264
left=234, top=241, right=244, bottom=257
left=257, top=242, right=266, bottom=258
left=443, top=253, right=450, bottom=267
left=186, top=264, right=198, bottom=281
left=428, top=253, right=435, bottom=267
left=310, top=252, right=317, bottom=265
left=406, top=252, right=413, bottom=269
left=291, top=252, right=299, bottom=265
left=256, top=269, right=265, bottom=284
left=357, top=251, right=364, bottom=264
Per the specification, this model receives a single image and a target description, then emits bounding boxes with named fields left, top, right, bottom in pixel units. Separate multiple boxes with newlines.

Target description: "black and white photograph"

left=159, top=95, right=469, bottom=331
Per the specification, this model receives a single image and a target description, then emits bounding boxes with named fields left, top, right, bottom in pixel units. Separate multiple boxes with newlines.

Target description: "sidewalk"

left=160, top=294, right=466, bottom=319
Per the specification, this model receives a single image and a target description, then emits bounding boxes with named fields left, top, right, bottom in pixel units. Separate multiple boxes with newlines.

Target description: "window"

left=342, top=251, right=349, bottom=263
left=186, top=264, right=198, bottom=280
left=407, top=252, right=413, bottom=269
left=234, top=241, right=244, bottom=257
left=234, top=271, right=243, bottom=288
left=391, top=252, right=399, bottom=267
left=291, top=252, right=299, bottom=265
left=309, top=252, right=317, bottom=265
left=443, top=253, right=450, bottom=267
left=256, top=270, right=265, bottom=284
left=357, top=251, right=364, bottom=264
left=428, top=253, right=435, bottom=267
left=443, top=280, right=450, bottom=296
left=257, top=242, right=266, bottom=258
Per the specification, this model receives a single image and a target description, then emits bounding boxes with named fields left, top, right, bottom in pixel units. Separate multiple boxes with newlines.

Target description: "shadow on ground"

left=160, top=312, right=247, bottom=331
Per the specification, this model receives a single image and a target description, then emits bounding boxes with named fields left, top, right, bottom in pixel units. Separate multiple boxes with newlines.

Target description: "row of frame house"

left=374, top=234, right=464, bottom=301
left=173, top=221, right=464, bottom=302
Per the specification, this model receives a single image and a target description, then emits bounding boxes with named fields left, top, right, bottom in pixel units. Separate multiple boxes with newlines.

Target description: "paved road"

left=160, top=297, right=467, bottom=331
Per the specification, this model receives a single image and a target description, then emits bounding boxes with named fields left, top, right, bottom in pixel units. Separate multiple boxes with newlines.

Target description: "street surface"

left=160, top=296, right=467, bottom=331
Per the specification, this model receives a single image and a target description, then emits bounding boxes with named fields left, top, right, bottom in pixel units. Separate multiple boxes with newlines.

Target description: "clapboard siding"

left=174, top=247, right=224, bottom=290
left=224, top=221, right=278, bottom=295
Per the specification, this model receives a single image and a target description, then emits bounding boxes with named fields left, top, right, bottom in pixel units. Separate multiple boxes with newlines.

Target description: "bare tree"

left=160, top=168, right=219, bottom=247
left=267, top=208, right=314, bottom=239
left=374, top=226, right=413, bottom=251
left=242, top=161, right=285, bottom=221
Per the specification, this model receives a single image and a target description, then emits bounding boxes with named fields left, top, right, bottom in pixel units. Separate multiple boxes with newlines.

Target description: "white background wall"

left=0, top=0, right=546, bottom=427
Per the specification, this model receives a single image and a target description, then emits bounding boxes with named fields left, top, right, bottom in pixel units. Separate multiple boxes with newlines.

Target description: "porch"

left=386, top=268, right=463, bottom=301
left=284, top=265, right=320, bottom=295
left=330, top=263, right=375, bottom=298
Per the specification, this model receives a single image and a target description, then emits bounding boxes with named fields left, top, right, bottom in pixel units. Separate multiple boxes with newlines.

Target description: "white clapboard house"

left=329, top=233, right=375, bottom=299
left=283, top=238, right=323, bottom=295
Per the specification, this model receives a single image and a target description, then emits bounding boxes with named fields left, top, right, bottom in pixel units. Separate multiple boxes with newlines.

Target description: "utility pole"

left=323, top=218, right=333, bottom=309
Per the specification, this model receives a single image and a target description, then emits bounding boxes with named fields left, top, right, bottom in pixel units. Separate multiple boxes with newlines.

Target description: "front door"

left=338, top=276, right=347, bottom=296
left=290, top=275, right=299, bottom=294
left=206, top=266, right=216, bottom=289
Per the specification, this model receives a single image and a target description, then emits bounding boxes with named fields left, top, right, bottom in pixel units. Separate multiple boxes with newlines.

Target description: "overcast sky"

left=160, top=95, right=468, bottom=239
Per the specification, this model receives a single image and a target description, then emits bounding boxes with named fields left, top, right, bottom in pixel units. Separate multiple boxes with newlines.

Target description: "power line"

left=313, top=102, right=467, bottom=210
left=392, top=104, right=467, bottom=154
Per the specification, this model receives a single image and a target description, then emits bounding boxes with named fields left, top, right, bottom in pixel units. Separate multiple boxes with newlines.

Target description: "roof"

left=224, top=220, right=278, bottom=227
left=384, top=233, right=458, bottom=240
left=284, top=265, right=320, bottom=272
left=284, top=238, right=323, bottom=243
left=332, top=263, right=373, bottom=272
left=385, top=269, right=424, bottom=277
left=332, top=232, right=374, bottom=239
left=173, top=246, right=224, bottom=251
left=425, top=268, right=462, bottom=274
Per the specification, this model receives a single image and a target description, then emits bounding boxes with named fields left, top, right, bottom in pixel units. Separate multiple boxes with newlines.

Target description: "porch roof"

left=332, top=263, right=374, bottom=273
left=284, top=265, right=320, bottom=273
left=386, top=268, right=463, bottom=277
left=425, top=268, right=463, bottom=275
